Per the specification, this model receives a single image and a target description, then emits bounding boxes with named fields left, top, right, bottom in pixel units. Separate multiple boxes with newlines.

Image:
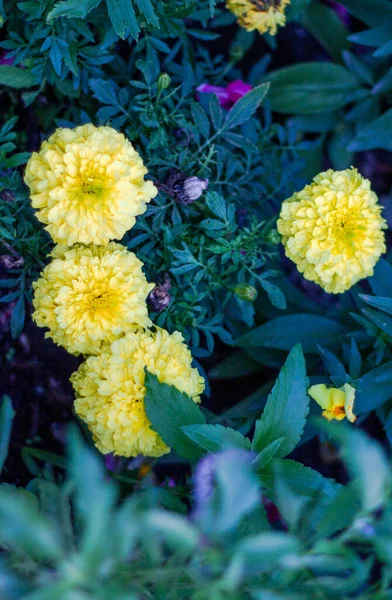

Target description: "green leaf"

left=144, top=370, right=206, bottom=461
left=47, top=0, right=101, bottom=20
left=0, top=66, right=35, bottom=89
left=119, top=0, right=140, bottom=39
left=223, top=83, right=270, bottom=130
left=265, top=62, right=360, bottom=114
left=360, top=294, right=392, bottom=315
left=107, top=0, right=126, bottom=38
left=252, top=438, right=285, bottom=471
left=355, top=360, right=392, bottom=413
left=0, top=396, right=14, bottom=474
left=182, top=424, right=251, bottom=453
left=260, top=458, right=341, bottom=504
left=135, top=0, right=159, bottom=27
left=348, top=109, right=392, bottom=152
left=10, top=295, right=25, bottom=339
left=226, top=532, right=300, bottom=585
left=303, top=1, right=350, bottom=63
left=237, top=314, right=348, bottom=354
left=318, top=420, right=391, bottom=512
left=339, top=0, right=392, bottom=27
left=251, top=345, right=309, bottom=457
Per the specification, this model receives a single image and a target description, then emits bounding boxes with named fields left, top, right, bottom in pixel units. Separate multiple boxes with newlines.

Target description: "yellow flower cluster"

left=24, top=124, right=157, bottom=246
left=26, top=125, right=204, bottom=457
left=308, top=383, right=356, bottom=423
left=32, top=243, right=153, bottom=356
left=226, top=0, right=290, bottom=36
left=277, top=168, right=386, bottom=294
left=72, top=329, right=205, bottom=457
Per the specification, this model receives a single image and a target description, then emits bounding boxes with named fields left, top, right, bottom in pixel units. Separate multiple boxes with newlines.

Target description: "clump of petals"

left=24, top=124, right=157, bottom=246
left=71, top=328, right=205, bottom=457
left=308, top=383, right=356, bottom=423
left=277, top=168, right=386, bottom=294
left=226, top=0, right=290, bottom=36
left=33, top=243, right=153, bottom=356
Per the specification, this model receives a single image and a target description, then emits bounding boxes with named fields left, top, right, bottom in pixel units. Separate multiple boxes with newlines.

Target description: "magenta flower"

left=197, top=79, right=252, bottom=109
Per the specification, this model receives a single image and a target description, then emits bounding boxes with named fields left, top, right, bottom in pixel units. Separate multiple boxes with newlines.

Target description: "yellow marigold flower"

left=277, top=168, right=387, bottom=294
left=308, top=383, right=356, bottom=423
left=71, top=328, right=205, bottom=457
left=226, top=0, right=290, bottom=36
left=32, top=243, right=153, bottom=356
left=24, top=124, right=157, bottom=246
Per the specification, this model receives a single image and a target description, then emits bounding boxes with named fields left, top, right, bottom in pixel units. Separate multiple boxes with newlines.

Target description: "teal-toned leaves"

left=237, top=314, right=348, bottom=355
left=265, top=63, right=361, bottom=114
left=349, top=109, right=392, bottom=152
left=47, top=0, right=101, bottom=20
left=144, top=371, right=206, bottom=461
left=182, top=424, right=251, bottom=453
left=318, top=420, right=391, bottom=512
left=223, top=83, right=270, bottom=131
left=252, top=345, right=309, bottom=458
left=0, top=396, right=14, bottom=474
left=303, top=1, right=350, bottom=63
left=0, top=66, right=35, bottom=88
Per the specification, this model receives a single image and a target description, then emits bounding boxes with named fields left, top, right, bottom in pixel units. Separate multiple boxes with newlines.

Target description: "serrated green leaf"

left=223, top=83, right=269, bottom=131
left=10, top=295, right=25, bottom=339
left=47, top=0, right=101, bottom=20
left=182, top=423, right=251, bottom=453
left=135, top=0, right=159, bottom=27
left=349, top=109, right=392, bottom=152
left=251, top=345, right=309, bottom=457
left=144, top=370, right=206, bottom=461
left=119, top=0, right=140, bottom=39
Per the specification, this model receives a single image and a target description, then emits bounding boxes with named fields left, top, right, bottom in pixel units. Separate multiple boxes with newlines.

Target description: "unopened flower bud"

left=177, top=176, right=209, bottom=205
left=230, top=45, right=245, bottom=63
left=158, top=72, right=171, bottom=90
left=266, top=228, right=281, bottom=245
left=0, top=254, right=24, bottom=269
left=234, top=284, right=258, bottom=302
left=148, top=284, right=171, bottom=313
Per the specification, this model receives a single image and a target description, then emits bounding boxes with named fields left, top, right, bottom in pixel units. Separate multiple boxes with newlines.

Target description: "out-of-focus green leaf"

left=0, top=396, right=14, bottom=474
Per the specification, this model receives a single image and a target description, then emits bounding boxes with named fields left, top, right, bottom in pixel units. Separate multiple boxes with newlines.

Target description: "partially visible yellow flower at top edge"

left=24, top=124, right=157, bottom=246
left=277, top=168, right=387, bottom=294
left=226, top=0, right=291, bottom=36
left=308, top=383, right=357, bottom=423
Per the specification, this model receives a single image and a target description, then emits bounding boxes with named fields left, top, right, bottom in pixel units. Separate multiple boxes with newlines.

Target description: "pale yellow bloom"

left=226, top=0, right=290, bottom=36
left=308, top=383, right=356, bottom=423
left=71, top=328, right=205, bottom=457
left=24, top=124, right=157, bottom=246
left=277, top=168, right=386, bottom=294
left=33, top=243, right=153, bottom=356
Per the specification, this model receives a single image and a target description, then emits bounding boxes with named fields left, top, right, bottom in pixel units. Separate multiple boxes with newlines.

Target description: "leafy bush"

left=1, top=0, right=392, bottom=596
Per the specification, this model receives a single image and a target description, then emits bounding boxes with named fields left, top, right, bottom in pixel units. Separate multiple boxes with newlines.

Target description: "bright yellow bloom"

left=277, top=168, right=386, bottom=294
left=24, top=124, right=157, bottom=246
left=33, top=243, right=153, bottom=356
left=308, top=383, right=356, bottom=423
left=226, top=0, right=290, bottom=36
left=71, top=328, right=205, bottom=457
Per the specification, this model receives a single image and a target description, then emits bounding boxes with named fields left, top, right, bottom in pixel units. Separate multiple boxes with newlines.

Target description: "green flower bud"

left=157, top=73, right=171, bottom=90
left=230, top=45, right=245, bottom=63
left=266, top=228, right=281, bottom=245
left=234, top=284, right=258, bottom=302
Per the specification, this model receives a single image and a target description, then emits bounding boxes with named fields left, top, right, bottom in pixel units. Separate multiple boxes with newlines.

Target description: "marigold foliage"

left=32, top=243, right=153, bottom=356
left=71, top=328, right=205, bottom=457
left=308, top=383, right=356, bottom=423
left=24, top=124, right=157, bottom=246
left=277, top=168, right=387, bottom=294
left=226, top=0, right=290, bottom=36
